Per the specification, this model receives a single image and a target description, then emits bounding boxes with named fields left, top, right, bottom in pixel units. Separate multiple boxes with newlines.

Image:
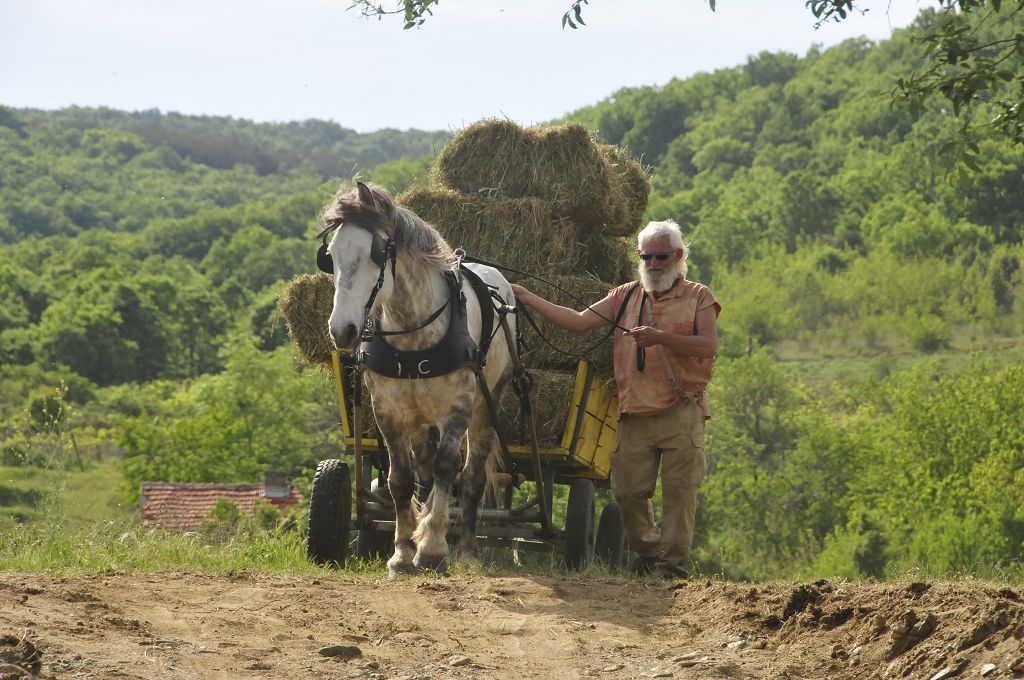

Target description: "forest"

left=1, top=6, right=1022, bottom=580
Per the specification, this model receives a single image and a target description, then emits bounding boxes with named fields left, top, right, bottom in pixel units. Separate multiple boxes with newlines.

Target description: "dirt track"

left=1, top=572, right=1023, bottom=679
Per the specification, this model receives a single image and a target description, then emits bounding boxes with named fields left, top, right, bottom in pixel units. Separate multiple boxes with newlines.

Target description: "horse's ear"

left=356, top=181, right=376, bottom=209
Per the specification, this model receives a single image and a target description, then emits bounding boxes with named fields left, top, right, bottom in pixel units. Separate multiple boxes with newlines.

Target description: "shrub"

left=905, top=312, right=951, bottom=353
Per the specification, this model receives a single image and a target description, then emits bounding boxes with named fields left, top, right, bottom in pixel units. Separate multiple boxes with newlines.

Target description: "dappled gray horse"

left=321, top=181, right=516, bottom=577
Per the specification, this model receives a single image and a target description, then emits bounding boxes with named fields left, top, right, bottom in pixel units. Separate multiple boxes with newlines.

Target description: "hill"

left=1, top=6, right=1023, bottom=584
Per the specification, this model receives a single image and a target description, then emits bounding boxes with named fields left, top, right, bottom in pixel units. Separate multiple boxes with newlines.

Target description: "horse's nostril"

left=332, top=323, right=359, bottom=350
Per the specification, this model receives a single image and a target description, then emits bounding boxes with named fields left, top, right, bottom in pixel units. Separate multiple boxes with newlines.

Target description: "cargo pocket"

left=610, top=439, right=622, bottom=497
left=690, top=430, right=707, bottom=487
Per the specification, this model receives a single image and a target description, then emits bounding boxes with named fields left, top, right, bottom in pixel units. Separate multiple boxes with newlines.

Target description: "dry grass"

left=398, top=185, right=633, bottom=282
left=433, top=119, right=648, bottom=235
left=278, top=273, right=335, bottom=368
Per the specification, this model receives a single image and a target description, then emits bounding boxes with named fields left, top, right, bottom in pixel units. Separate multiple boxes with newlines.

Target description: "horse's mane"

left=321, top=183, right=455, bottom=271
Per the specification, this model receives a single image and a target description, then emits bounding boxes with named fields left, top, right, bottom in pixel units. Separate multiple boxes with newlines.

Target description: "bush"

left=904, top=312, right=951, bottom=353
left=198, top=499, right=244, bottom=542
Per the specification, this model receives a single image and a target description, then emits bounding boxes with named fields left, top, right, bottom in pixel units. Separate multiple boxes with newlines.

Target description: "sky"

left=1, top=1, right=937, bottom=134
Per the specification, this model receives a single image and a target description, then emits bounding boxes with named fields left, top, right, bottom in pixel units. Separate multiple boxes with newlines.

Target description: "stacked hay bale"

left=280, top=119, right=649, bottom=446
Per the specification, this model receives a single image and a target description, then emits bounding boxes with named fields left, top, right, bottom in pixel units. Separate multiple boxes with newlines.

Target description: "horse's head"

left=319, top=181, right=398, bottom=351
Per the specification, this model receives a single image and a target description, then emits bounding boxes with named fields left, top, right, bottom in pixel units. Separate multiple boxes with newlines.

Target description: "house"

left=140, top=471, right=303, bottom=531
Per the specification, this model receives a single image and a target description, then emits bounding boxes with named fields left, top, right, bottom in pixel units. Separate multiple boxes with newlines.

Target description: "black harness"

left=359, top=266, right=498, bottom=379
left=318, top=222, right=500, bottom=376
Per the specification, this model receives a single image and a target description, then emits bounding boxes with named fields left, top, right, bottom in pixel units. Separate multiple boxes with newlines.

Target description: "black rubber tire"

left=563, top=479, right=596, bottom=571
left=594, top=501, right=628, bottom=569
left=307, top=459, right=352, bottom=566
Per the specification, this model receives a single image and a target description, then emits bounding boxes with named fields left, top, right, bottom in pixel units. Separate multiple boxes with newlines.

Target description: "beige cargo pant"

left=611, top=400, right=707, bottom=575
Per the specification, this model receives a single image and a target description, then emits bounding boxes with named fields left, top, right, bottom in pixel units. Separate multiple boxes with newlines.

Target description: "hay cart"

left=306, top=351, right=628, bottom=570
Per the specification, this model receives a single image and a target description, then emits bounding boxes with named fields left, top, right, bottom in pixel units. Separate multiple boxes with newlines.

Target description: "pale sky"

left=1, top=1, right=936, bottom=133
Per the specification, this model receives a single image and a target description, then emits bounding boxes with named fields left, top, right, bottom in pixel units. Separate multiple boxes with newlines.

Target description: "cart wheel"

left=563, top=479, right=595, bottom=571
left=356, top=529, right=394, bottom=561
left=594, top=501, right=628, bottom=569
left=356, top=479, right=394, bottom=561
left=307, top=459, right=352, bottom=566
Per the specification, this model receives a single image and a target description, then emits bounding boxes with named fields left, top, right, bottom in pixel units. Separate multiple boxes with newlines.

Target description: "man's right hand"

left=510, top=284, right=532, bottom=306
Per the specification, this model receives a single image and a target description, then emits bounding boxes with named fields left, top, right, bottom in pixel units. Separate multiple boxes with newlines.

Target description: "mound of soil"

left=0, top=572, right=1022, bottom=679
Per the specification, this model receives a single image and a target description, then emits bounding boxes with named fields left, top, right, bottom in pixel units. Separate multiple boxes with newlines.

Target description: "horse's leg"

left=376, top=414, right=418, bottom=578
left=456, top=393, right=502, bottom=562
left=412, top=426, right=438, bottom=504
left=412, top=409, right=470, bottom=573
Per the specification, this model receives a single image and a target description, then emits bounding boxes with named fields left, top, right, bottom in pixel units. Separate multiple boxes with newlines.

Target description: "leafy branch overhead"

left=346, top=0, right=1024, bottom=156
left=813, top=1, right=1024, bottom=154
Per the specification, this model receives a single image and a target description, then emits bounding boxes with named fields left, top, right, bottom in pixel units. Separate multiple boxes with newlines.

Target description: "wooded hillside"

left=1, top=7, right=1022, bottom=580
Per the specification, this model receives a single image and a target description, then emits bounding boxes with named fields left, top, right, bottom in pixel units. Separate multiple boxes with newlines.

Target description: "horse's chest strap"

left=359, top=268, right=491, bottom=379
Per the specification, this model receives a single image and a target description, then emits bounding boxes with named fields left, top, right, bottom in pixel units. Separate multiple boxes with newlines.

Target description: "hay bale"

left=399, top=185, right=577, bottom=273
left=509, top=274, right=618, bottom=375
left=433, top=120, right=628, bottom=231
left=398, top=185, right=633, bottom=283
left=279, top=273, right=334, bottom=367
left=598, top=144, right=651, bottom=236
left=497, top=369, right=578, bottom=447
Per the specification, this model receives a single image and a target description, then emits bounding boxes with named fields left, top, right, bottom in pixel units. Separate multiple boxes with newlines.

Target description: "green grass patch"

left=0, top=520, right=323, bottom=575
left=1, top=457, right=134, bottom=531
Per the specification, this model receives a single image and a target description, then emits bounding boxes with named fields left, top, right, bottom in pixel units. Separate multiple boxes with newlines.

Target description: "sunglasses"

left=639, top=252, right=673, bottom=261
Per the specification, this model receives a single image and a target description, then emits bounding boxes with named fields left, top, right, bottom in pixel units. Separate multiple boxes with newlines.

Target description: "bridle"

left=317, top=221, right=454, bottom=343
left=318, top=221, right=397, bottom=341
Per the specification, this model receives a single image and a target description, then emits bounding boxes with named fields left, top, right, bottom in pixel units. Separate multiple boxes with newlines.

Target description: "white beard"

left=640, top=267, right=679, bottom=295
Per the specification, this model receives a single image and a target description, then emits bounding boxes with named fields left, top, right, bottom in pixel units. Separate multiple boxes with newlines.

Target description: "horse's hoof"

left=413, top=553, right=449, bottom=574
left=387, top=562, right=420, bottom=580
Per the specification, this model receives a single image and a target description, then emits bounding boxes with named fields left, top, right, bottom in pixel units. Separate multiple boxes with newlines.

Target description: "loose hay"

left=599, top=143, right=652, bottom=236
left=498, top=369, right=578, bottom=447
left=278, top=273, right=335, bottom=368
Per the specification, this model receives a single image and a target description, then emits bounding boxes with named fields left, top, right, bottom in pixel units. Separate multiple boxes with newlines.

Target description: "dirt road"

left=1, top=571, right=1022, bottom=679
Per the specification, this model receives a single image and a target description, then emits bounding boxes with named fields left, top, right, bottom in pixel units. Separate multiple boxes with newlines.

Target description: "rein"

left=462, top=254, right=633, bottom=334
left=461, top=254, right=638, bottom=361
left=319, top=220, right=450, bottom=341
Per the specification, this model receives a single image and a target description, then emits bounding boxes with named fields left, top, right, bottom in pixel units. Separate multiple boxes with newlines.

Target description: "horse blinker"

left=317, top=241, right=333, bottom=273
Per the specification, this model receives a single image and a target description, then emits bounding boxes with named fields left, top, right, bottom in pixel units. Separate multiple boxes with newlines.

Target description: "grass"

left=775, top=329, right=1024, bottom=396
left=0, top=520, right=323, bottom=575
left=0, top=457, right=134, bottom=531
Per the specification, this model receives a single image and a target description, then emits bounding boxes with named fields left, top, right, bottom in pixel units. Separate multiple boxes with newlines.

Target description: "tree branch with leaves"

left=345, top=1, right=1024, bottom=156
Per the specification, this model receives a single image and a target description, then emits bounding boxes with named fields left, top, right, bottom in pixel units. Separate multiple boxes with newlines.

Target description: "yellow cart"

left=306, top=352, right=629, bottom=570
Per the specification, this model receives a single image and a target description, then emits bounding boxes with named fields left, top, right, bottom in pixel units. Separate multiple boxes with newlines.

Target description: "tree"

left=118, top=339, right=318, bottom=488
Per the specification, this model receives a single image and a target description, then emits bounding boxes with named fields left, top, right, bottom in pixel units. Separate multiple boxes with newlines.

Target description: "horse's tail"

left=483, top=447, right=504, bottom=506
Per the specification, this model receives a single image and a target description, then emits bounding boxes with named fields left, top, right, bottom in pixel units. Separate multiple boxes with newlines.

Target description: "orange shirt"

left=608, top=278, right=721, bottom=417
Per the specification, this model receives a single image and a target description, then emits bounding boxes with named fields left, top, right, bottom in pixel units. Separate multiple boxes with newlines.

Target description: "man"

left=511, top=220, right=720, bottom=579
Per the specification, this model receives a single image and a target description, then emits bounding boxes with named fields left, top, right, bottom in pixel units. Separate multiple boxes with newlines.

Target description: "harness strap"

left=654, top=344, right=705, bottom=409
left=374, top=290, right=452, bottom=337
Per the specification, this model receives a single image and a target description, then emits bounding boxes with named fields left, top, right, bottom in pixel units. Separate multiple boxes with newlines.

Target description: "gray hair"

left=637, top=220, right=689, bottom=279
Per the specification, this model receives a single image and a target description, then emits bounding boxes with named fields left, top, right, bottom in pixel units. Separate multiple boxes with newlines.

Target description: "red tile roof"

left=140, top=482, right=303, bottom=531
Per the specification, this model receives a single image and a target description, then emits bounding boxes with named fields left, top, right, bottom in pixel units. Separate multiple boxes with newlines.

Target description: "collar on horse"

left=359, top=265, right=498, bottom=379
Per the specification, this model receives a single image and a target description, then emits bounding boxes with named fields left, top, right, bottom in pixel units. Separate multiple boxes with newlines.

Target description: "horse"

left=320, top=180, right=517, bottom=578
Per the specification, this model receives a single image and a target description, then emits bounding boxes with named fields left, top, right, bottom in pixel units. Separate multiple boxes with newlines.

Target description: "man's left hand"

left=629, top=326, right=661, bottom=347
